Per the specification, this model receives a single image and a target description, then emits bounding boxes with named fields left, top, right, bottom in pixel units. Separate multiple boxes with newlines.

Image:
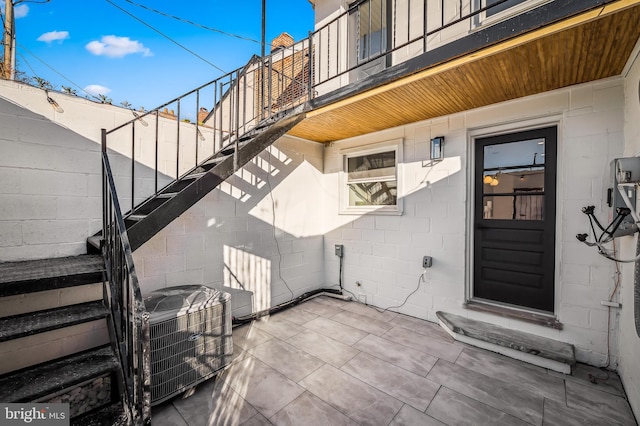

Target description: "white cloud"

left=14, top=4, right=29, bottom=18
left=84, top=84, right=111, bottom=97
left=85, top=35, right=152, bottom=58
left=0, top=1, right=28, bottom=18
left=37, top=31, right=70, bottom=43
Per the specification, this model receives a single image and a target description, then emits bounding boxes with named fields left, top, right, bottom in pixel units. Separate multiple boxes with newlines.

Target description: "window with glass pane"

left=349, top=0, right=387, bottom=64
left=482, top=138, right=545, bottom=220
left=346, top=150, right=397, bottom=206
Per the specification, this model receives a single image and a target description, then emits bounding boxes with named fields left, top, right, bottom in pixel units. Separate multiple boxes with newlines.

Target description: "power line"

left=105, top=0, right=226, bottom=73
left=121, top=0, right=260, bottom=44
left=16, top=42, right=102, bottom=100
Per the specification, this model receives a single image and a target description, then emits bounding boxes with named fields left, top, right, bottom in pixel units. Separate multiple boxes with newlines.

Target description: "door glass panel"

left=482, top=138, right=545, bottom=220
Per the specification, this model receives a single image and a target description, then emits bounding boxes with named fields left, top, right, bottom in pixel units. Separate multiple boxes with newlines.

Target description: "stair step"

left=0, top=301, right=108, bottom=343
left=126, top=214, right=146, bottom=222
left=73, top=402, right=128, bottom=426
left=0, top=345, right=119, bottom=403
left=0, top=255, right=104, bottom=297
left=86, top=235, right=102, bottom=253
left=436, top=311, right=576, bottom=374
left=156, top=192, right=178, bottom=199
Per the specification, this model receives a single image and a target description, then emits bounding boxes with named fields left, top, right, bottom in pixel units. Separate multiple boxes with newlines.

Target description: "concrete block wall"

left=0, top=81, right=202, bottom=261
left=133, top=136, right=327, bottom=315
left=322, top=78, right=625, bottom=366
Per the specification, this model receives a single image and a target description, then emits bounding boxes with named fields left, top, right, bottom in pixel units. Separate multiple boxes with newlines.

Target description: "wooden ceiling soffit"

left=288, top=0, right=640, bottom=143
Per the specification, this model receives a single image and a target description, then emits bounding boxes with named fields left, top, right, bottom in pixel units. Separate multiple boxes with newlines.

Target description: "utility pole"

left=2, top=0, right=15, bottom=80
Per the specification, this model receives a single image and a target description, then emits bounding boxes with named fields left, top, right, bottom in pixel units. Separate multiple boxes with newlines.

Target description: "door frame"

left=465, top=116, right=563, bottom=316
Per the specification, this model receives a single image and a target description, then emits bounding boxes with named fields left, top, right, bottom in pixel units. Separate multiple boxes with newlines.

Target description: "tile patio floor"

left=152, top=296, right=637, bottom=426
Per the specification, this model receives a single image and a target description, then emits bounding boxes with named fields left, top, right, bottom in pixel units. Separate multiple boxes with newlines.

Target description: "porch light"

left=430, top=136, right=444, bottom=160
left=490, top=177, right=499, bottom=186
left=483, top=175, right=493, bottom=184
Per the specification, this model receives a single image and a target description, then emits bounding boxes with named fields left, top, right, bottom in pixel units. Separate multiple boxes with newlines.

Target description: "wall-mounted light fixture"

left=430, top=136, right=445, bottom=160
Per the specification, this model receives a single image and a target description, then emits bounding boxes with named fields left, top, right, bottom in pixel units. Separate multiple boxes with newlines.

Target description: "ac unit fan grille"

left=150, top=301, right=232, bottom=404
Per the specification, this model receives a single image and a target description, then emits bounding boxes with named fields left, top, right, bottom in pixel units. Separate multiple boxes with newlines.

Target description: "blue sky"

left=5, top=0, right=315, bottom=109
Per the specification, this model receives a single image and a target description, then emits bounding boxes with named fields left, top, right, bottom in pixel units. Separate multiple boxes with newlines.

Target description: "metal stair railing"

left=101, top=134, right=151, bottom=425
left=103, top=37, right=313, bottom=217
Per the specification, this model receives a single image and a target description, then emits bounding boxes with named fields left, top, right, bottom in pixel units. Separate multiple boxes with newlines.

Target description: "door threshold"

left=464, top=299, right=562, bottom=330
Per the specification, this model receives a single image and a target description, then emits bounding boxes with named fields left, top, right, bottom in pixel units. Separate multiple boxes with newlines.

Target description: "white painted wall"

left=0, top=80, right=204, bottom=261
left=133, top=135, right=328, bottom=314
left=321, top=78, right=625, bottom=366
left=617, top=48, right=640, bottom=419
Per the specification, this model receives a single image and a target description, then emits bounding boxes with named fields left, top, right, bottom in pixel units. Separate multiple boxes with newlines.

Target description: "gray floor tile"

left=382, top=326, right=462, bottom=362
left=353, top=334, right=437, bottom=376
left=299, top=364, right=404, bottom=426
left=286, top=329, right=359, bottom=368
left=390, top=314, right=454, bottom=342
left=340, top=300, right=399, bottom=322
left=151, top=403, right=189, bottom=426
left=241, top=413, right=273, bottom=426
left=341, top=352, right=440, bottom=411
left=426, top=386, right=531, bottom=426
left=331, top=310, right=394, bottom=336
left=566, top=380, right=636, bottom=425
left=222, top=356, right=305, bottom=419
left=270, top=391, right=358, bottom=426
left=251, top=316, right=304, bottom=340
left=298, top=299, right=344, bottom=317
left=543, top=397, right=627, bottom=426
left=272, top=305, right=319, bottom=325
left=233, top=324, right=274, bottom=350
left=311, top=295, right=350, bottom=308
left=248, top=339, right=324, bottom=382
left=456, top=347, right=566, bottom=402
left=549, top=363, right=625, bottom=397
left=172, top=378, right=258, bottom=426
left=389, top=404, right=445, bottom=426
left=302, top=316, right=368, bottom=346
left=427, top=359, right=544, bottom=425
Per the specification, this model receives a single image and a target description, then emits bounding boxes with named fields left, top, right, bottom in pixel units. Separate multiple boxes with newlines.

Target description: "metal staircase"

left=89, top=39, right=312, bottom=253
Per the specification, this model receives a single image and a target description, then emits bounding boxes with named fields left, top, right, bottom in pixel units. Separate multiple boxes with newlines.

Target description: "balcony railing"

left=309, top=0, right=549, bottom=94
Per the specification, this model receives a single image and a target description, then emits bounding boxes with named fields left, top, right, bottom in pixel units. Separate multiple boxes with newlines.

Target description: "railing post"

left=195, top=90, right=200, bottom=168
left=131, top=123, right=135, bottom=213
left=101, top=129, right=107, bottom=252
left=308, top=32, right=314, bottom=101
left=154, top=111, right=159, bottom=194
left=234, top=70, right=240, bottom=172
left=176, top=99, right=181, bottom=179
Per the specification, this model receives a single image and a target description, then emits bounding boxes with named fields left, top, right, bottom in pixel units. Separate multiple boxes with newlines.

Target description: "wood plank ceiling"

left=289, top=1, right=640, bottom=143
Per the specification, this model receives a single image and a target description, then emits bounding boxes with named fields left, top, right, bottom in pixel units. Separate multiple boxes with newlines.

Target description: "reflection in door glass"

left=482, top=138, right=545, bottom=220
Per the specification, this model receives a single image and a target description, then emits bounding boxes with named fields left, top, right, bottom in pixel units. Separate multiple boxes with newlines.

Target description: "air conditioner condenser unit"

left=145, top=285, right=233, bottom=405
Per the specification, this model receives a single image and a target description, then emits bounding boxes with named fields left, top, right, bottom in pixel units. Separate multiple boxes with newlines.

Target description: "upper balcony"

left=290, top=0, right=640, bottom=142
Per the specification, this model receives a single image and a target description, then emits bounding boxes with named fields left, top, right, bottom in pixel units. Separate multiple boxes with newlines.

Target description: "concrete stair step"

left=0, top=255, right=104, bottom=297
left=0, top=301, right=109, bottom=343
left=436, top=311, right=576, bottom=374
left=0, top=345, right=119, bottom=403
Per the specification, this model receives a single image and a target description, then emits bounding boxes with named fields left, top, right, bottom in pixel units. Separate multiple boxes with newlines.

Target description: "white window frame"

left=339, top=139, right=403, bottom=215
left=472, top=0, right=552, bottom=30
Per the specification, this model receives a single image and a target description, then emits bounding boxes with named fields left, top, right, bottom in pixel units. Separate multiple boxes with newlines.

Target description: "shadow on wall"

left=0, top=97, right=172, bottom=261
left=134, top=138, right=327, bottom=315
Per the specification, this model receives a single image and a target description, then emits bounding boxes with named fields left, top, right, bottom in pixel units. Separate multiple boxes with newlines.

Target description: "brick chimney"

left=270, top=32, right=294, bottom=52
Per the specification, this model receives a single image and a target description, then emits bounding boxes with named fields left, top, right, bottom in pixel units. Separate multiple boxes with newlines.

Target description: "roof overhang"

left=289, top=0, right=640, bottom=143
